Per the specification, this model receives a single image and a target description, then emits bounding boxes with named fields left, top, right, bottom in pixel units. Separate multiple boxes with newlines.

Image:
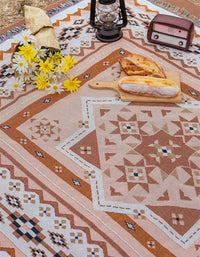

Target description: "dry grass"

left=0, top=0, right=56, bottom=28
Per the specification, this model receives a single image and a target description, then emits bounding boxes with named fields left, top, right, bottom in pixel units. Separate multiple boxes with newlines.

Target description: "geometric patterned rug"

left=1, top=0, right=200, bottom=256
left=58, top=97, right=200, bottom=249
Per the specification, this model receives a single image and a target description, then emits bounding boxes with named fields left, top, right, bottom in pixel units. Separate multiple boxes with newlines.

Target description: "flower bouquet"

left=8, top=5, right=81, bottom=94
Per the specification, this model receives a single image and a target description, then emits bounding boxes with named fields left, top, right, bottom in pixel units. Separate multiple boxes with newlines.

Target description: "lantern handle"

left=90, top=0, right=99, bottom=29
left=116, top=0, right=128, bottom=29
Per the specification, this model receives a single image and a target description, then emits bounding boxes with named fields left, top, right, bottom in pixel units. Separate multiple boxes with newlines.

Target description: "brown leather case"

left=147, top=14, right=194, bottom=51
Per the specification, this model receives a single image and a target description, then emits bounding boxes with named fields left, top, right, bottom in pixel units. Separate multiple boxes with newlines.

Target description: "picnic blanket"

left=1, top=0, right=200, bottom=256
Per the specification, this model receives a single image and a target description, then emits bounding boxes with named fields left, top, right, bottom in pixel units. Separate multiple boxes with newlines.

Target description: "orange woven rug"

left=1, top=0, right=200, bottom=256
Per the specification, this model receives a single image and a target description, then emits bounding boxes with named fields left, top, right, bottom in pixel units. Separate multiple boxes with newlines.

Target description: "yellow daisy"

left=31, top=56, right=40, bottom=63
left=50, top=52, right=62, bottom=66
left=18, top=43, right=36, bottom=61
left=63, top=76, right=81, bottom=93
left=61, top=55, right=78, bottom=74
left=35, top=73, right=50, bottom=90
left=39, top=59, right=54, bottom=74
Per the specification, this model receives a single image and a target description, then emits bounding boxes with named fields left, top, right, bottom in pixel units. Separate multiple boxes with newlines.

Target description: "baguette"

left=119, top=76, right=179, bottom=98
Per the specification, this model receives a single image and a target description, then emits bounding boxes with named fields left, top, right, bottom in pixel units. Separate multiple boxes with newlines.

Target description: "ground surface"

left=2, top=0, right=200, bottom=30
left=1, top=0, right=55, bottom=28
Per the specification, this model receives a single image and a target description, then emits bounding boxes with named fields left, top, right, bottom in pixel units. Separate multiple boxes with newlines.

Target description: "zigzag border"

left=0, top=148, right=111, bottom=257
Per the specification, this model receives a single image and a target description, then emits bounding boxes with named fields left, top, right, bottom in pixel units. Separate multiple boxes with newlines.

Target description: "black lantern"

left=90, top=0, right=128, bottom=42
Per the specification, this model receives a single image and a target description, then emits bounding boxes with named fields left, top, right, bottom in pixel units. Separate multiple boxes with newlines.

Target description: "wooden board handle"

left=89, top=81, right=119, bottom=93
left=88, top=71, right=182, bottom=103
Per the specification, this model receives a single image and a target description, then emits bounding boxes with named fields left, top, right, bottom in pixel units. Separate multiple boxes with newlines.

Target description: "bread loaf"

left=119, top=57, right=152, bottom=76
left=119, top=76, right=179, bottom=98
left=119, top=54, right=166, bottom=78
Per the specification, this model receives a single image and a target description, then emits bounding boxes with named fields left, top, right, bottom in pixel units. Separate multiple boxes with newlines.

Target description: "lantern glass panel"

left=97, top=1, right=119, bottom=26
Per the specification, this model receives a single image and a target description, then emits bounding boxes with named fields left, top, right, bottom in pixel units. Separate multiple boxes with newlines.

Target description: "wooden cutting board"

left=89, top=71, right=182, bottom=102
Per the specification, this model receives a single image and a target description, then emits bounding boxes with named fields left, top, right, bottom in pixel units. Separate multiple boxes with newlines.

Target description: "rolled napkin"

left=24, top=5, right=60, bottom=50
left=119, top=76, right=179, bottom=98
